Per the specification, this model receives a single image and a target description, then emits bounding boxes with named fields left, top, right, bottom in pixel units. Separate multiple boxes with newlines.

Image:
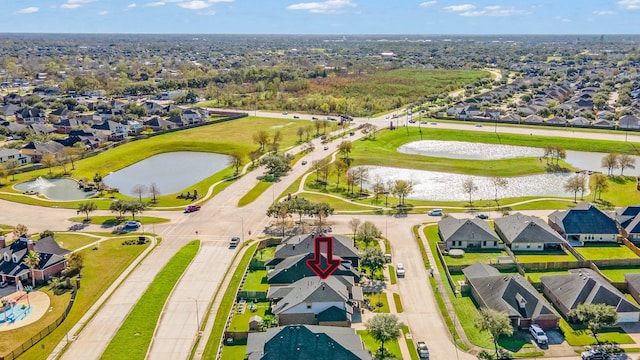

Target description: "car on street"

left=229, top=237, right=240, bottom=248
left=475, top=123, right=483, bottom=127
left=476, top=213, right=489, bottom=220
left=293, top=115, right=300, bottom=119
left=349, top=132, right=355, bottom=136
left=124, top=220, right=141, bottom=229
left=420, top=120, right=428, bottom=124
left=282, top=112, right=288, bottom=115
left=529, top=324, right=548, bottom=345
left=323, top=146, right=329, bottom=150
left=396, top=263, right=405, bottom=277
left=327, top=116, right=336, bottom=121
left=301, top=160, right=307, bottom=165
left=428, top=209, right=443, bottom=216
left=416, top=341, right=429, bottom=359
left=581, top=349, right=610, bottom=360
left=311, top=117, right=318, bottom=120
left=185, top=204, right=201, bottom=213
left=430, top=122, right=437, bottom=125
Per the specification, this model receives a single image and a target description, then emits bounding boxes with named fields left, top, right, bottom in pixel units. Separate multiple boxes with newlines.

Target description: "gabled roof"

left=541, top=269, right=640, bottom=313
left=275, top=234, right=359, bottom=261
left=494, top=213, right=566, bottom=245
left=246, top=325, right=372, bottom=360
left=0, top=236, right=69, bottom=277
left=569, top=117, right=591, bottom=125
left=438, top=217, right=499, bottom=243
left=619, top=114, right=640, bottom=128
left=523, top=114, right=544, bottom=123
left=267, top=253, right=360, bottom=285
left=548, top=202, right=618, bottom=235
left=463, top=262, right=500, bottom=280
left=22, top=141, right=65, bottom=155
left=625, top=274, right=640, bottom=294
left=270, top=276, right=350, bottom=315
left=616, top=205, right=640, bottom=234
left=468, top=274, right=559, bottom=321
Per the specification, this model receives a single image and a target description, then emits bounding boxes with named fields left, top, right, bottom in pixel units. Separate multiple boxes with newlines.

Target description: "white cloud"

left=178, top=0, right=212, bottom=9
left=127, top=3, right=137, bottom=8
left=444, top=4, right=475, bottom=12
left=98, top=10, right=109, bottom=15
left=287, top=0, right=356, bottom=14
left=61, top=3, right=81, bottom=8
left=17, top=6, right=39, bottom=13
left=592, top=10, right=616, bottom=15
left=67, top=0, right=97, bottom=3
left=459, top=5, right=522, bottom=16
left=419, top=1, right=437, bottom=7
left=199, top=10, right=217, bottom=15
left=145, top=1, right=166, bottom=6
left=618, top=0, right=640, bottom=9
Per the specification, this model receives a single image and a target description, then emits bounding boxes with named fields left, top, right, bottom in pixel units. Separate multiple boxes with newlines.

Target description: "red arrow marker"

left=306, top=235, right=341, bottom=279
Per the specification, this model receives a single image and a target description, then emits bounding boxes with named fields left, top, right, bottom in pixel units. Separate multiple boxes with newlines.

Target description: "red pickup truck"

left=185, top=204, right=201, bottom=213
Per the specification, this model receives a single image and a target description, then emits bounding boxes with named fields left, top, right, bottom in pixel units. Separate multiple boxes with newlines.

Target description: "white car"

left=428, top=209, right=443, bottom=216
left=529, top=324, right=548, bottom=345
left=124, top=220, right=141, bottom=229
left=396, top=263, right=405, bottom=277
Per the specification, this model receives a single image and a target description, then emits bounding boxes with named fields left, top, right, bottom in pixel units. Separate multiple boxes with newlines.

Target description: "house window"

left=8, top=155, right=14, bottom=159
left=3, top=253, right=8, bottom=261
left=306, top=303, right=312, bottom=309
left=526, top=243, right=531, bottom=249
left=483, top=241, right=487, bottom=247
left=493, top=241, right=498, bottom=246
left=12, top=255, right=18, bottom=263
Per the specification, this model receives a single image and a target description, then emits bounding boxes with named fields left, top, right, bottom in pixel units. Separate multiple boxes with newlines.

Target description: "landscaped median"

left=100, top=240, right=200, bottom=360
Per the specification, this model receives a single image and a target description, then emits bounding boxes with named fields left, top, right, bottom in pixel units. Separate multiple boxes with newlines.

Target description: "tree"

left=308, top=202, right=334, bottom=230
left=601, top=153, right=619, bottom=176
left=357, top=221, right=382, bottom=244
left=338, top=140, right=352, bottom=163
left=41, top=153, right=57, bottom=175
left=564, top=175, right=585, bottom=203
left=491, top=177, right=508, bottom=206
left=365, top=314, right=402, bottom=356
left=61, top=147, right=80, bottom=170
left=110, top=200, right=128, bottom=218
left=4, top=160, right=18, bottom=181
left=355, top=167, right=369, bottom=195
left=361, top=247, right=385, bottom=277
left=267, top=202, right=290, bottom=237
left=252, top=130, right=270, bottom=152
left=618, top=154, right=636, bottom=176
left=271, top=130, right=282, bottom=153
left=392, top=179, right=414, bottom=206
left=229, top=151, right=245, bottom=176
left=349, top=218, right=361, bottom=239
left=12, top=224, right=29, bottom=239
left=296, top=127, right=305, bottom=142
left=77, top=201, right=97, bottom=221
left=148, top=182, right=161, bottom=203
left=131, top=184, right=148, bottom=201
left=372, top=176, right=386, bottom=203
left=475, top=308, right=513, bottom=358
left=262, top=153, right=293, bottom=180
left=591, top=174, right=608, bottom=201
left=333, top=159, right=347, bottom=188
left=0, top=165, right=6, bottom=185
left=24, top=250, right=41, bottom=288
left=462, top=178, right=478, bottom=207
left=286, top=197, right=311, bottom=224
left=572, top=303, right=617, bottom=344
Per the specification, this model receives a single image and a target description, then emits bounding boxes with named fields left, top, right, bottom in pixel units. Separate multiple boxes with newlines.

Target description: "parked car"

left=430, top=122, right=437, bottom=125
left=301, top=160, right=307, bottom=165
left=416, top=341, right=429, bottom=359
left=396, top=263, right=405, bottom=277
left=229, top=237, right=240, bottom=248
left=349, top=132, right=355, bottom=136
left=581, top=350, right=610, bottom=360
left=476, top=213, right=489, bottom=220
left=323, top=146, right=329, bottom=150
left=293, top=115, right=300, bottom=119
left=428, top=209, right=443, bottom=216
left=529, top=324, right=548, bottom=345
left=124, top=220, right=141, bottom=229
left=185, top=204, right=201, bottom=213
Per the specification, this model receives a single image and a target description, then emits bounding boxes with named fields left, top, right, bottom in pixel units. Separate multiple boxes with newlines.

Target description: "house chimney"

left=0, top=236, right=5, bottom=249
left=27, top=240, right=34, bottom=252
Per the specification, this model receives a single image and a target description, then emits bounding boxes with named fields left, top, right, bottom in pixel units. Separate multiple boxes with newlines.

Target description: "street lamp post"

left=241, top=217, right=245, bottom=244
left=188, top=297, right=200, bottom=334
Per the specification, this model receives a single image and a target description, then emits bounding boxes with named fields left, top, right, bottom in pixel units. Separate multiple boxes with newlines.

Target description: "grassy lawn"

left=357, top=330, right=403, bottom=359
left=228, top=302, right=271, bottom=332
left=253, top=246, right=276, bottom=262
left=393, top=293, right=403, bottom=313
left=202, top=242, right=258, bottom=359
left=401, top=325, right=420, bottom=360
left=298, top=192, right=377, bottom=212
left=241, top=270, right=269, bottom=292
left=238, top=180, right=273, bottom=207
left=388, top=265, right=397, bottom=285
left=600, top=268, right=640, bottom=282
left=220, top=344, right=247, bottom=360
left=443, top=249, right=508, bottom=267
left=68, top=216, right=170, bottom=226
left=53, top=233, right=99, bottom=251
left=525, top=270, right=569, bottom=283
left=559, top=318, right=634, bottom=346
left=513, top=250, right=576, bottom=263
left=365, top=293, right=390, bottom=313
left=101, top=240, right=200, bottom=360
left=574, top=243, right=639, bottom=260
left=18, top=238, right=150, bottom=360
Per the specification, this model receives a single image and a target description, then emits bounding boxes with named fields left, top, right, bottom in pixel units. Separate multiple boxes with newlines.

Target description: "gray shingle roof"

left=438, top=217, right=500, bottom=243
left=463, top=262, right=500, bottom=280
left=269, top=276, right=350, bottom=315
left=548, top=203, right=618, bottom=235
left=267, top=253, right=361, bottom=285
left=494, top=213, right=566, bottom=245
left=275, top=234, right=359, bottom=263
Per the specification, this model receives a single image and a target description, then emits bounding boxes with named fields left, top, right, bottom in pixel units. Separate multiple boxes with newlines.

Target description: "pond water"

left=103, top=151, right=230, bottom=197
left=398, top=140, right=640, bottom=176
left=14, top=177, right=96, bottom=201
left=362, top=166, right=577, bottom=201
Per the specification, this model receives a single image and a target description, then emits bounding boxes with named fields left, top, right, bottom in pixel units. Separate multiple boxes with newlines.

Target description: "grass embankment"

left=393, top=293, right=403, bottom=313
left=53, top=233, right=99, bottom=251
left=101, top=240, right=200, bottom=360
left=203, top=242, right=258, bottom=360
left=17, top=237, right=150, bottom=360
left=388, top=265, right=397, bottom=284
left=402, top=325, right=420, bottom=360
left=68, top=216, right=170, bottom=226
left=238, top=181, right=273, bottom=207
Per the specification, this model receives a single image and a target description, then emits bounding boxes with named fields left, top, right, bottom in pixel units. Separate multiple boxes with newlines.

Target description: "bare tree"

left=296, top=127, right=305, bottom=142
left=252, top=130, right=270, bottom=152
left=618, top=154, right=636, bottom=176
left=333, top=159, right=348, bottom=187
left=372, top=176, right=386, bottom=203
left=355, top=167, right=369, bottom=195
left=228, top=151, right=245, bottom=175
left=132, top=184, right=148, bottom=201
left=12, top=224, right=29, bottom=239
left=349, top=218, right=361, bottom=239
left=4, top=160, right=18, bottom=181
left=601, top=153, right=619, bottom=176
left=491, top=177, right=508, bottom=206
left=148, top=182, right=161, bottom=203
left=392, top=179, right=414, bottom=206
left=41, top=153, right=57, bottom=175
left=462, top=178, right=478, bottom=207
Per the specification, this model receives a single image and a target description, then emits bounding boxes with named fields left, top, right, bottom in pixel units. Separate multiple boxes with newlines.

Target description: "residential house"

left=91, top=120, right=128, bottom=140
left=500, top=114, right=521, bottom=123
left=1, top=103, right=21, bottom=116
left=127, top=120, right=143, bottom=135
left=267, top=276, right=363, bottom=326
left=438, top=217, right=501, bottom=250
left=20, top=141, right=65, bottom=162
left=267, top=253, right=361, bottom=285
left=546, top=116, right=568, bottom=126
left=48, top=108, right=71, bottom=122
left=541, top=269, right=640, bottom=323
left=619, top=115, right=640, bottom=130
left=143, top=101, right=165, bottom=115
left=522, top=114, right=544, bottom=124
left=0, top=149, right=31, bottom=165
left=626, top=274, right=640, bottom=305
left=568, top=117, right=591, bottom=127
left=268, top=234, right=360, bottom=267
left=615, top=205, right=640, bottom=242
left=494, top=213, right=567, bottom=251
left=246, top=325, right=372, bottom=360
left=593, top=119, right=615, bottom=128
left=53, top=118, right=82, bottom=134
left=0, top=235, right=69, bottom=285
left=548, top=202, right=618, bottom=244
left=30, top=123, right=56, bottom=136
left=463, top=262, right=560, bottom=329
left=143, top=116, right=177, bottom=131
left=15, top=107, right=46, bottom=124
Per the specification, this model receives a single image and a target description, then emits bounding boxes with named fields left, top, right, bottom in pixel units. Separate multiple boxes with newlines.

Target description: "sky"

left=1, top=0, right=640, bottom=34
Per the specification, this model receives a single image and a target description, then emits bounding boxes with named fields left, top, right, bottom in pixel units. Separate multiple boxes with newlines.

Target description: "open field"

left=559, top=318, right=634, bottom=346
left=53, top=233, right=98, bottom=251
left=574, top=243, right=639, bottom=260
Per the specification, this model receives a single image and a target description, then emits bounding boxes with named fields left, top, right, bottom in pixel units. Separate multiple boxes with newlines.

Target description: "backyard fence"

left=1, top=288, right=77, bottom=360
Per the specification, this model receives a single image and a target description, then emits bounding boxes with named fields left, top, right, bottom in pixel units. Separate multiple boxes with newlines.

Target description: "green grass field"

left=241, top=270, right=269, bottom=292
left=388, top=265, right=397, bottom=284
left=53, top=233, right=98, bottom=251
left=357, top=329, right=403, bottom=359
left=574, top=243, right=640, bottom=260
left=228, top=302, right=271, bottom=332
left=365, top=293, right=390, bottom=313
left=393, top=293, right=403, bottom=313
left=68, top=216, right=170, bottom=226
left=220, top=344, right=247, bottom=360
left=559, top=318, right=634, bottom=346
left=238, top=180, right=273, bottom=207
left=599, top=268, right=640, bottom=282
left=101, top=240, right=200, bottom=360
left=524, top=270, right=569, bottom=283
left=513, top=250, right=576, bottom=263
left=443, top=249, right=509, bottom=267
